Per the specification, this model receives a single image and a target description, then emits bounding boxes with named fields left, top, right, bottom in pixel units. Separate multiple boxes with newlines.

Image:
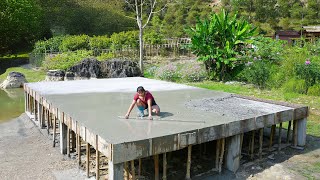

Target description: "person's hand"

left=148, top=115, right=153, bottom=120
left=125, top=114, right=129, bottom=119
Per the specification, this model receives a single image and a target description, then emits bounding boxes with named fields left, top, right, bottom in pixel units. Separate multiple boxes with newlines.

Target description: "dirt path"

left=0, top=113, right=88, bottom=180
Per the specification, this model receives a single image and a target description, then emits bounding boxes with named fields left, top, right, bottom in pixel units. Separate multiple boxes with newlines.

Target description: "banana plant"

left=186, top=9, right=257, bottom=81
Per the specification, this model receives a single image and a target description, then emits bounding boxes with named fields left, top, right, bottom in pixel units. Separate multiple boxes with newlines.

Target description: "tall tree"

left=125, top=0, right=168, bottom=73
left=0, top=0, right=45, bottom=55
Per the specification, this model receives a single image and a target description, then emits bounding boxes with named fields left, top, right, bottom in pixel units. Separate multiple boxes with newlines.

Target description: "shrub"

left=43, top=50, right=93, bottom=70
left=96, top=52, right=115, bottom=61
left=282, top=78, right=306, bottom=94
left=89, top=35, right=112, bottom=50
left=154, top=63, right=180, bottom=81
left=59, top=35, right=90, bottom=52
left=33, top=36, right=65, bottom=54
left=110, top=31, right=138, bottom=50
left=308, top=84, right=320, bottom=96
left=145, top=66, right=158, bottom=78
left=180, top=63, right=207, bottom=82
left=238, top=60, right=271, bottom=88
left=295, top=59, right=320, bottom=93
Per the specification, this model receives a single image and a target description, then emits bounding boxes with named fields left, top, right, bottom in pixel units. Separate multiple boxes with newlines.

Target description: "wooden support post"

left=77, top=134, right=81, bottom=166
left=250, top=130, right=255, bottom=159
left=96, top=135, right=100, bottom=180
left=163, top=153, right=167, bottom=180
left=259, top=128, right=263, bottom=159
left=71, top=131, right=76, bottom=152
left=41, top=105, right=45, bottom=128
left=293, top=120, right=298, bottom=147
left=278, top=123, right=283, bottom=152
left=219, top=138, right=225, bottom=173
left=124, top=162, right=129, bottom=180
left=186, top=145, right=192, bottom=180
left=240, top=133, right=244, bottom=159
left=138, top=158, right=141, bottom=177
left=215, top=139, right=221, bottom=170
left=131, top=160, right=135, bottom=180
left=297, top=118, right=307, bottom=146
left=67, top=127, right=70, bottom=157
left=86, top=143, right=90, bottom=178
left=52, top=114, right=57, bottom=147
left=269, top=125, right=276, bottom=149
left=286, top=121, right=292, bottom=143
left=154, top=155, right=159, bottom=180
left=46, top=108, right=50, bottom=134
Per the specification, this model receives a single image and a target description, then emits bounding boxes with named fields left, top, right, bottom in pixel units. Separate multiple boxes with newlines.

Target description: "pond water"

left=0, top=88, right=24, bottom=123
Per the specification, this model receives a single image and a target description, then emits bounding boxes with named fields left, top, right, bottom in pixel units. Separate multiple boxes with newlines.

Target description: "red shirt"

left=133, top=91, right=154, bottom=105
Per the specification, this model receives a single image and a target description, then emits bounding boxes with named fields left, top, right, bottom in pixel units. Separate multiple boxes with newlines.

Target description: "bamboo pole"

left=286, top=121, right=292, bottom=143
left=215, top=139, right=221, bottom=170
left=124, top=162, right=129, bottom=180
left=269, top=125, right=276, bottom=149
left=86, top=143, right=90, bottom=178
left=219, top=138, right=225, bottom=173
left=251, top=130, right=255, bottom=159
left=138, top=158, right=141, bottom=177
left=131, top=160, right=135, bottom=180
left=259, top=128, right=263, bottom=159
left=163, top=153, right=167, bottom=180
left=96, top=135, right=100, bottom=180
left=67, top=126, right=70, bottom=157
left=154, top=155, right=159, bottom=180
left=186, top=145, right=192, bottom=180
left=278, top=123, right=283, bottom=152
left=77, top=134, right=81, bottom=166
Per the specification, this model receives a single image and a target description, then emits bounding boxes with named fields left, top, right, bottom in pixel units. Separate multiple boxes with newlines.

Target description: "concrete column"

left=108, top=160, right=124, bottom=180
left=225, top=134, right=241, bottom=173
left=60, top=121, right=68, bottom=154
left=297, top=118, right=307, bottom=147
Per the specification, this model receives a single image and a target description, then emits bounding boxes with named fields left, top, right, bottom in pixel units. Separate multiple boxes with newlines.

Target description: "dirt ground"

left=1, top=114, right=320, bottom=180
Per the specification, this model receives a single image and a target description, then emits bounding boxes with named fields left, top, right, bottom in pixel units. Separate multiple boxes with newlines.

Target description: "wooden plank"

left=278, top=123, right=282, bottom=152
left=86, top=143, right=90, bottom=178
left=154, top=155, right=159, bottom=180
left=186, top=145, right=192, bottom=180
left=163, top=153, right=167, bottom=180
left=131, top=160, right=135, bottom=180
left=215, top=139, right=220, bottom=170
left=96, top=135, right=100, bottom=180
left=53, top=113, right=57, bottom=147
left=219, top=138, right=225, bottom=173
left=269, top=125, right=276, bottom=149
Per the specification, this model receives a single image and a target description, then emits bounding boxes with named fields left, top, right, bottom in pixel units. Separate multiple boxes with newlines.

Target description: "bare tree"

left=125, top=0, right=168, bottom=74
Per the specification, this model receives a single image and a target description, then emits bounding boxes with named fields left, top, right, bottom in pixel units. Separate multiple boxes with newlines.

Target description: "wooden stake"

left=293, top=120, right=298, bottom=147
left=52, top=114, right=57, bottom=147
left=86, top=143, right=90, bottom=178
left=219, top=138, right=225, bottom=173
left=124, top=162, right=129, bottom=180
left=259, top=128, right=263, bottom=159
left=138, top=158, right=141, bottom=177
left=278, top=123, right=282, bottom=152
left=67, top=127, right=70, bottom=157
left=46, top=108, right=50, bottom=134
left=186, top=145, right=192, bottom=180
left=269, top=125, right=276, bottom=149
left=163, top=153, right=167, bottom=180
left=215, top=139, right=221, bottom=170
left=77, top=134, right=81, bottom=166
left=154, top=155, right=159, bottom=180
left=286, top=121, right=292, bottom=143
left=240, top=133, right=244, bottom=159
left=96, top=135, right=100, bottom=180
left=131, top=160, right=135, bottom=180
left=250, top=130, right=255, bottom=159
left=71, top=131, right=76, bottom=152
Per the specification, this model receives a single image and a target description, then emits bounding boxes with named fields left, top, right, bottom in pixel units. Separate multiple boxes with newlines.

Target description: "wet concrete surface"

left=26, top=78, right=294, bottom=144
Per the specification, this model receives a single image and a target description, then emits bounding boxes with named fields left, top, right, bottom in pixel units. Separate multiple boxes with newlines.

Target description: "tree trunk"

left=139, top=26, right=144, bottom=76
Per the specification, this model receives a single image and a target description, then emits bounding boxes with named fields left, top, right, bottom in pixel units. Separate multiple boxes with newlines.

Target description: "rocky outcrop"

left=45, top=70, right=65, bottom=81
left=0, top=72, right=27, bottom=89
left=100, top=60, right=141, bottom=78
left=45, top=58, right=142, bottom=81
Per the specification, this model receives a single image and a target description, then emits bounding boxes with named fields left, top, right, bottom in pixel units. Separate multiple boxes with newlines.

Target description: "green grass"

left=0, top=67, right=46, bottom=83
left=0, top=53, right=29, bottom=59
left=188, top=81, right=320, bottom=137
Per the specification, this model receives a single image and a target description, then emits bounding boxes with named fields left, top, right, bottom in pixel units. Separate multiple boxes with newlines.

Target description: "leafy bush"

left=180, top=63, right=207, bottom=82
left=295, top=59, right=320, bottom=93
left=145, top=66, right=158, bottom=77
left=282, top=78, right=306, bottom=94
left=33, top=36, right=65, bottom=54
left=238, top=60, right=271, bottom=88
left=59, top=35, right=90, bottom=52
left=89, top=35, right=112, bottom=50
left=154, top=63, right=180, bottom=81
left=96, top=52, right=115, bottom=61
left=43, top=50, right=93, bottom=70
left=308, top=84, right=320, bottom=96
left=252, top=36, right=286, bottom=63
left=110, top=31, right=138, bottom=50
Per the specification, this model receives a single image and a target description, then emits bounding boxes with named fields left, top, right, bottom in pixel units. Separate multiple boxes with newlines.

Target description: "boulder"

left=64, top=72, right=75, bottom=81
left=68, top=58, right=101, bottom=79
left=0, top=72, right=27, bottom=89
left=99, top=59, right=141, bottom=78
left=45, top=70, right=65, bottom=81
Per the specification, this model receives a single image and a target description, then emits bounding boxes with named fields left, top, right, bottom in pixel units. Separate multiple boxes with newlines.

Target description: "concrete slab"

left=24, top=77, right=308, bottom=164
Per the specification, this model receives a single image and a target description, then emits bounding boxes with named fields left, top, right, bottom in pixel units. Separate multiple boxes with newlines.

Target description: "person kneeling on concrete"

left=125, top=86, right=160, bottom=120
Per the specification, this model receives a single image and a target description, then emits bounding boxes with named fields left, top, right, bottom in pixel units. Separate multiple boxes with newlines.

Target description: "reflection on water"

left=0, top=88, right=24, bottom=123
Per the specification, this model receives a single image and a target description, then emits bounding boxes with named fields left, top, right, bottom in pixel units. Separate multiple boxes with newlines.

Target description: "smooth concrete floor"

left=26, top=77, right=293, bottom=144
